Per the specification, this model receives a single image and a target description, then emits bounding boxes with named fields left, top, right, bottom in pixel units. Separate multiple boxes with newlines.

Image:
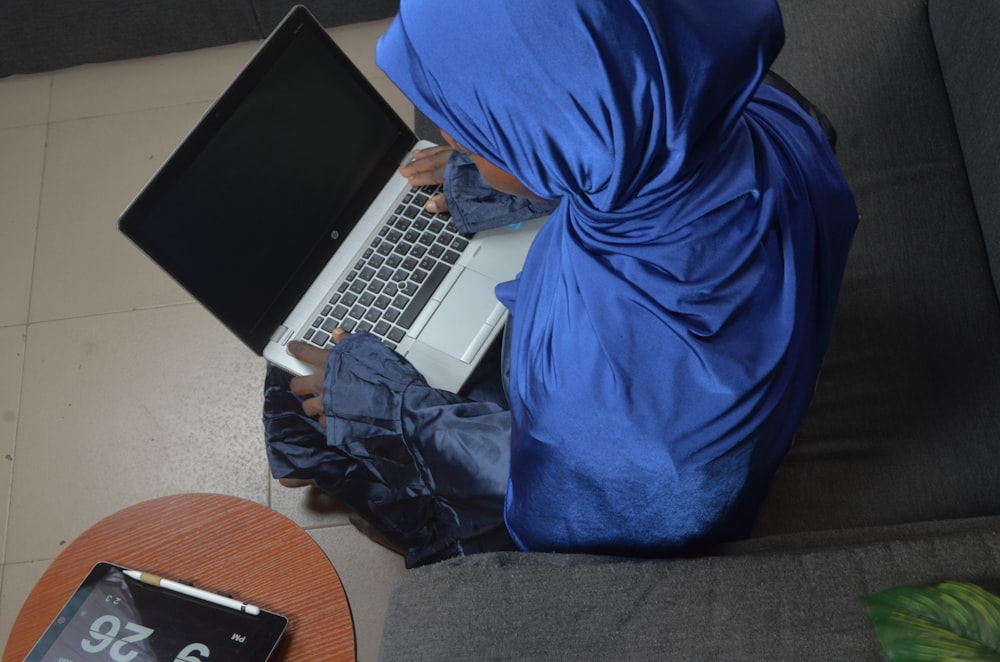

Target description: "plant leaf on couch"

left=861, top=582, right=1000, bottom=660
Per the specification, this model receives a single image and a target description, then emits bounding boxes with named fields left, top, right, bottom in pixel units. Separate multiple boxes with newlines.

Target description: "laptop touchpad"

left=419, top=270, right=501, bottom=360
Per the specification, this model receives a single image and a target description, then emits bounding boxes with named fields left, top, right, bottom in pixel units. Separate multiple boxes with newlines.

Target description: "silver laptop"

left=118, top=5, right=545, bottom=392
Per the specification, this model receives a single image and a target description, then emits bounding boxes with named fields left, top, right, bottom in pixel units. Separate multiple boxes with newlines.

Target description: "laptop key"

left=397, top=262, right=450, bottom=329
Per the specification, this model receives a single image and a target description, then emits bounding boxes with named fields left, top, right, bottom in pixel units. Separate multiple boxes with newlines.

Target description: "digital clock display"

left=25, top=563, right=287, bottom=662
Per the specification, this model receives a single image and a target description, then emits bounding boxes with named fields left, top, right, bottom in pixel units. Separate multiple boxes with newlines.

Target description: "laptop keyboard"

left=302, top=185, right=470, bottom=351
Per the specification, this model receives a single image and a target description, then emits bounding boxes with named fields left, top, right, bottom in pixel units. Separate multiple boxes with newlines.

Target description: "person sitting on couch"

left=263, top=0, right=859, bottom=567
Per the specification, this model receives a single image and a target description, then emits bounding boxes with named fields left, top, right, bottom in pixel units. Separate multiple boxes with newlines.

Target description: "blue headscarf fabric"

left=377, top=0, right=859, bottom=554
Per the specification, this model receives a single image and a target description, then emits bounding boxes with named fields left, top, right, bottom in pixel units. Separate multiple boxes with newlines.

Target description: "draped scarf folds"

left=377, top=0, right=858, bottom=553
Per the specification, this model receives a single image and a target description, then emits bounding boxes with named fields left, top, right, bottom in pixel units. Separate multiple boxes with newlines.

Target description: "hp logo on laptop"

left=330, top=230, right=340, bottom=240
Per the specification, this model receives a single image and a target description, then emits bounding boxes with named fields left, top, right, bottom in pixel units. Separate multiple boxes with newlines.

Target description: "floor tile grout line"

left=46, top=97, right=218, bottom=129
left=0, top=326, right=25, bottom=569
left=23, top=77, right=52, bottom=328
left=1, top=78, right=52, bottom=569
left=25, top=301, right=201, bottom=328
left=45, top=74, right=54, bottom=125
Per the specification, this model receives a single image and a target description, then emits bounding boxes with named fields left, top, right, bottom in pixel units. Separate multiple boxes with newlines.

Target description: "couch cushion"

left=1, top=0, right=256, bottom=78
left=380, top=518, right=1000, bottom=661
left=0, top=0, right=398, bottom=77
left=930, top=0, right=1000, bottom=300
left=754, top=0, right=1000, bottom=535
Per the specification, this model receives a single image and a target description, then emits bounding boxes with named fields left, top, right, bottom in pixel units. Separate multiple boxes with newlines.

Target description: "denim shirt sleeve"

left=444, top=151, right=560, bottom=234
left=263, top=333, right=515, bottom=567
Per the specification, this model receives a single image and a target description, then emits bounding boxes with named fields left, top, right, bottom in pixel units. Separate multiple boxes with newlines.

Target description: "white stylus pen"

left=123, top=569, right=261, bottom=616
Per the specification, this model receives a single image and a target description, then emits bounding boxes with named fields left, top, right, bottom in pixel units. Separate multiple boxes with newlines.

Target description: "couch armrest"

left=380, top=517, right=1000, bottom=661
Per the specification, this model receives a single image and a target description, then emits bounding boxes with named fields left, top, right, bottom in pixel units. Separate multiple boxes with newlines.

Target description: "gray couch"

left=380, top=0, right=1000, bottom=659
left=0, top=0, right=397, bottom=78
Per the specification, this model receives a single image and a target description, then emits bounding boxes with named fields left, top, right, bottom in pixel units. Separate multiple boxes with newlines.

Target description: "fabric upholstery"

left=380, top=518, right=1000, bottom=661
left=0, top=0, right=398, bottom=77
left=754, top=0, right=1000, bottom=535
left=930, top=0, right=1000, bottom=301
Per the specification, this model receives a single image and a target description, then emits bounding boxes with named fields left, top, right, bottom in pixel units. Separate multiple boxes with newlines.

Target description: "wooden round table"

left=2, top=493, right=354, bottom=661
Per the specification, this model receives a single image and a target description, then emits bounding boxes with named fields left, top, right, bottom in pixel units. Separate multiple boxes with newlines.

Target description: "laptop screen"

left=119, top=7, right=415, bottom=351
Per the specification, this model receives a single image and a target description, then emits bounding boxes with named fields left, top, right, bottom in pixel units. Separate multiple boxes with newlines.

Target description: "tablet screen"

left=25, top=562, right=288, bottom=662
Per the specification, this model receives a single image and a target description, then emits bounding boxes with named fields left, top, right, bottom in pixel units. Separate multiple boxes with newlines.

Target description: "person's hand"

left=287, top=329, right=351, bottom=428
left=399, top=145, right=452, bottom=213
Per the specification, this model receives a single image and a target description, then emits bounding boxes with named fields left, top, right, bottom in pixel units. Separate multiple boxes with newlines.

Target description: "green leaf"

left=861, top=582, right=1000, bottom=661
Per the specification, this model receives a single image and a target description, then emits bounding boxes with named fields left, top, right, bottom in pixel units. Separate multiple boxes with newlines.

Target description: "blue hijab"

left=377, top=0, right=858, bottom=554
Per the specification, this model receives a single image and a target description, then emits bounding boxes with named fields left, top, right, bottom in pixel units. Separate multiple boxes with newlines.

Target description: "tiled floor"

left=0, top=19, right=410, bottom=661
